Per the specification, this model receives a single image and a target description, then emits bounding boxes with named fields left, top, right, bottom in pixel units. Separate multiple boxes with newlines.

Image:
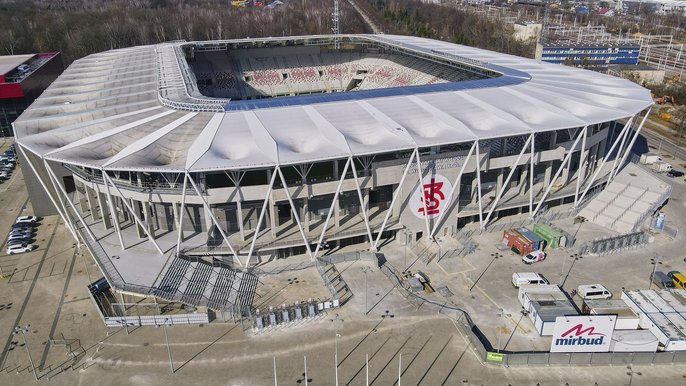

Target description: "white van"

left=512, top=272, right=549, bottom=288
left=577, top=284, right=612, bottom=300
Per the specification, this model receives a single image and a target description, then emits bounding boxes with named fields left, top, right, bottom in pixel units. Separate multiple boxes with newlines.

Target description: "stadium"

left=13, top=34, right=652, bottom=318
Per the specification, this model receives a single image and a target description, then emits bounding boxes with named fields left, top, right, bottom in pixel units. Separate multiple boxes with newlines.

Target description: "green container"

left=533, top=223, right=565, bottom=249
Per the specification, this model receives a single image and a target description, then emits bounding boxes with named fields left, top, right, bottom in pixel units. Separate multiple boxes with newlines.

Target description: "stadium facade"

left=13, top=35, right=652, bottom=308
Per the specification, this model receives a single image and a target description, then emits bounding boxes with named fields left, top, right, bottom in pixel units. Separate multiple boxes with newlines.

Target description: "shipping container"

left=503, top=229, right=534, bottom=255
left=517, top=227, right=545, bottom=251
left=533, top=223, right=567, bottom=249
left=622, top=289, right=686, bottom=351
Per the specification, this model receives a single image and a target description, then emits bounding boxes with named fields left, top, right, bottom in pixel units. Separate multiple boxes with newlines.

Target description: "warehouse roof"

left=14, top=34, right=653, bottom=172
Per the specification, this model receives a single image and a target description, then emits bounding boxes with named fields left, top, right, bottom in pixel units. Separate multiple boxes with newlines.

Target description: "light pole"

left=13, top=324, right=37, bottom=381
left=156, top=321, right=173, bottom=373
left=361, top=266, right=371, bottom=315
left=329, top=313, right=343, bottom=386
left=496, top=308, right=504, bottom=353
left=626, top=365, right=642, bottom=386
left=561, top=254, right=582, bottom=288
left=402, top=228, right=409, bottom=272
left=649, top=257, right=662, bottom=289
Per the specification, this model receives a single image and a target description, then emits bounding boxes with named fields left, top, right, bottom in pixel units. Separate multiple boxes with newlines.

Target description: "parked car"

left=7, top=237, right=33, bottom=246
left=512, top=272, right=549, bottom=288
left=15, top=216, right=38, bottom=224
left=668, top=271, right=686, bottom=288
left=652, top=271, right=675, bottom=289
left=6, top=244, right=35, bottom=254
left=9, top=230, right=34, bottom=238
left=667, top=169, right=685, bottom=178
left=577, top=284, right=612, bottom=300
left=11, top=222, right=35, bottom=230
left=0, top=171, right=8, bottom=179
left=522, top=250, right=546, bottom=264
left=8, top=232, right=33, bottom=241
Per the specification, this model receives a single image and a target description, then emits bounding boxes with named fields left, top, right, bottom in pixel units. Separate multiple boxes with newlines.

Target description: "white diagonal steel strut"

left=277, top=167, right=314, bottom=260
left=40, top=159, right=76, bottom=235
left=101, top=168, right=125, bottom=250
left=573, top=125, right=588, bottom=207
left=531, top=126, right=588, bottom=218
left=414, top=149, right=432, bottom=239
left=577, top=116, right=635, bottom=206
left=529, top=132, right=535, bottom=214
left=247, top=168, right=279, bottom=264
left=430, top=141, right=477, bottom=238
left=475, top=142, right=484, bottom=229
left=313, top=158, right=351, bottom=257
left=483, top=134, right=533, bottom=228
left=103, top=172, right=164, bottom=255
left=373, top=148, right=418, bottom=250
left=611, top=119, right=631, bottom=178
left=612, top=108, right=651, bottom=181
left=185, top=172, right=240, bottom=264
left=350, top=159, right=374, bottom=248
left=175, top=173, right=188, bottom=256
left=44, top=160, right=98, bottom=244
left=17, top=147, right=79, bottom=243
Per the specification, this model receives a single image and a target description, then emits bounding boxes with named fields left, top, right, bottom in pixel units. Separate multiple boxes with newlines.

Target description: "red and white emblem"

left=409, top=174, right=452, bottom=219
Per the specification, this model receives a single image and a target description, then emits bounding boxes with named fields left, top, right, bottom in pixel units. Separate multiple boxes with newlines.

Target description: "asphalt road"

left=641, top=120, right=686, bottom=162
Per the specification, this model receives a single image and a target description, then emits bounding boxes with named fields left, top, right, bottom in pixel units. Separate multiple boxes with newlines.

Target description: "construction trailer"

left=609, top=329, right=660, bottom=352
left=583, top=299, right=640, bottom=330
left=622, top=289, right=686, bottom=351
left=519, top=285, right=579, bottom=336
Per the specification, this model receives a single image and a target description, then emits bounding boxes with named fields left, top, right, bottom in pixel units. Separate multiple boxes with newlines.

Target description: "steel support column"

left=612, top=108, right=651, bottom=181
left=573, top=124, right=589, bottom=207
left=44, top=161, right=99, bottom=244
left=483, top=134, right=533, bottom=227
left=414, top=149, right=432, bottom=240
left=103, top=173, right=164, bottom=255
left=102, top=169, right=125, bottom=249
left=373, top=148, right=418, bottom=250
left=247, top=168, right=279, bottom=264
left=313, top=158, right=351, bottom=257
left=531, top=126, right=588, bottom=218
left=577, top=116, right=635, bottom=206
left=175, top=174, right=188, bottom=256
left=475, top=142, right=484, bottom=229
left=430, top=141, right=477, bottom=238
left=277, top=167, right=314, bottom=260
left=186, top=172, right=240, bottom=264
left=529, top=132, right=535, bottom=214
left=350, top=159, right=374, bottom=248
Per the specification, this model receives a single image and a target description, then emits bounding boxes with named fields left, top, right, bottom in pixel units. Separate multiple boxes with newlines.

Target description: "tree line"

left=0, top=0, right=369, bottom=65
left=361, top=0, right=535, bottom=58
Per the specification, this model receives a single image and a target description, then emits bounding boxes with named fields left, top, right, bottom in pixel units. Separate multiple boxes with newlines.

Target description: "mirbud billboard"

left=550, top=315, right=617, bottom=353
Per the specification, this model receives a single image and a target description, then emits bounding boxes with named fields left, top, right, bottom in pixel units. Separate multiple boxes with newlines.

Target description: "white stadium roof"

left=15, top=34, right=653, bottom=172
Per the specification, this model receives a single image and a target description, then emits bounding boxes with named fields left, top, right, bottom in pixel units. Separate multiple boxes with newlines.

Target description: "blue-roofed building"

left=536, top=42, right=640, bottom=70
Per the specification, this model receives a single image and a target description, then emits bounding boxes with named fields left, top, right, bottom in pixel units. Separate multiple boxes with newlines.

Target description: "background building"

left=0, top=52, right=63, bottom=137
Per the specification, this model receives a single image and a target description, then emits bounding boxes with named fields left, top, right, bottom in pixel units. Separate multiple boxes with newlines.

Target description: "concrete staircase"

left=579, top=163, right=671, bottom=233
left=153, top=256, right=258, bottom=317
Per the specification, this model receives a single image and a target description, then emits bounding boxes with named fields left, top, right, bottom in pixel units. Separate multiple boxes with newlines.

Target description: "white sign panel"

left=409, top=174, right=452, bottom=219
left=550, top=315, right=617, bottom=353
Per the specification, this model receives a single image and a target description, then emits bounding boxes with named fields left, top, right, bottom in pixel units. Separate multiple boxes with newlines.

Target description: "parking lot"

left=0, top=134, right=685, bottom=384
